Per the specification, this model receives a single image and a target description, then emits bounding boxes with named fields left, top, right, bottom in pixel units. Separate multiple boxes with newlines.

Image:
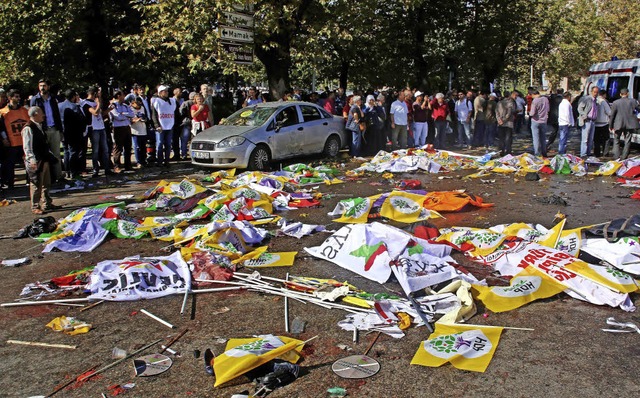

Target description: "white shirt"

left=390, top=100, right=408, bottom=125
left=153, top=97, right=177, bottom=130
left=558, top=99, right=574, bottom=127
left=82, top=99, right=105, bottom=130
left=515, top=96, right=526, bottom=114
left=455, top=99, right=472, bottom=122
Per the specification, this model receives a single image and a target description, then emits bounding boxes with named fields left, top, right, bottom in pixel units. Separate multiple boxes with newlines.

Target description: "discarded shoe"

left=204, top=348, right=214, bottom=376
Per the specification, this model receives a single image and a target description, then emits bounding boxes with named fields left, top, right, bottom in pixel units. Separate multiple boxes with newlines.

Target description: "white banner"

left=87, top=251, right=190, bottom=301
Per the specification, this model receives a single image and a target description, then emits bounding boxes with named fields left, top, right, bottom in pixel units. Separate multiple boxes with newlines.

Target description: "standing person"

left=58, top=89, right=85, bottom=178
left=178, top=92, right=196, bottom=160
left=30, top=79, right=64, bottom=182
left=557, top=92, right=575, bottom=155
left=593, top=91, right=611, bottom=157
left=431, top=93, right=449, bottom=149
left=389, top=91, right=408, bottom=150
left=577, top=86, right=599, bottom=157
left=126, top=84, right=154, bottom=163
left=473, top=91, right=487, bottom=147
left=0, top=89, right=29, bottom=188
left=609, top=88, right=640, bottom=160
left=412, top=91, right=429, bottom=148
left=109, top=90, right=134, bottom=171
left=454, top=91, right=473, bottom=148
left=242, top=87, right=263, bottom=107
left=200, top=84, right=215, bottom=126
left=323, top=92, right=336, bottom=115
left=22, top=107, right=60, bottom=214
left=404, top=89, right=415, bottom=147
left=495, top=91, right=518, bottom=156
left=82, top=87, right=113, bottom=177
left=171, top=88, right=185, bottom=161
left=363, top=94, right=386, bottom=155
left=529, top=90, right=550, bottom=157
left=546, top=89, right=564, bottom=148
left=484, top=93, right=498, bottom=150
left=190, top=93, right=211, bottom=136
left=334, top=87, right=346, bottom=116
left=377, top=93, right=391, bottom=147
left=130, top=99, right=148, bottom=167
left=514, top=91, right=526, bottom=135
left=346, top=96, right=365, bottom=156
left=151, top=85, right=177, bottom=167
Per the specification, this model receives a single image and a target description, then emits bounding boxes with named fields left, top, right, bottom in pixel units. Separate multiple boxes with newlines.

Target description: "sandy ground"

left=1, top=131, right=640, bottom=398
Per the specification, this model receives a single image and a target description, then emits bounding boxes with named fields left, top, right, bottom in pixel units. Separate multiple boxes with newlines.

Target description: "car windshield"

left=221, top=106, right=276, bottom=127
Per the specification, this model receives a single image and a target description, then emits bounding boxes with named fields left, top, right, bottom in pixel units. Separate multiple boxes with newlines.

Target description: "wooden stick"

left=47, top=363, right=101, bottom=397
left=78, top=338, right=163, bottom=381
left=78, top=300, right=105, bottom=313
left=53, top=303, right=85, bottom=307
left=140, top=309, right=176, bottom=329
left=7, top=340, right=76, bottom=349
left=160, top=328, right=188, bottom=354
left=502, top=326, right=535, bottom=331
left=1, top=298, right=91, bottom=307
left=363, top=331, right=382, bottom=356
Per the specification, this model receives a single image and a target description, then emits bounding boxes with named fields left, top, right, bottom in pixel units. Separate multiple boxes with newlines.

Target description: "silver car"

left=190, top=101, right=348, bottom=170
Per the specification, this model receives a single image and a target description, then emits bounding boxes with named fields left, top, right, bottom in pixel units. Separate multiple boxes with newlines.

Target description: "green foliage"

left=0, top=0, right=637, bottom=99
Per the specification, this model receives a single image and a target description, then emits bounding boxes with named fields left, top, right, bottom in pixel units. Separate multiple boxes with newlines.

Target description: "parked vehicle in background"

left=584, top=58, right=640, bottom=143
left=190, top=101, right=348, bottom=170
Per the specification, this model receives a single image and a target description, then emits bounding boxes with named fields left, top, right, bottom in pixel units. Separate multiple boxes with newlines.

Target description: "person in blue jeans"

left=151, top=85, right=178, bottom=167
left=557, top=92, right=575, bottom=155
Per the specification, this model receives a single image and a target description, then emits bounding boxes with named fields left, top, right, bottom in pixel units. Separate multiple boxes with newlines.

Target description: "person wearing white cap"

left=412, top=91, right=430, bottom=148
left=151, top=85, right=178, bottom=167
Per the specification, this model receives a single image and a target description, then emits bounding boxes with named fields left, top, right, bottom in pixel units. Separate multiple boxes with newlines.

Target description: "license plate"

left=192, top=151, right=210, bottom=159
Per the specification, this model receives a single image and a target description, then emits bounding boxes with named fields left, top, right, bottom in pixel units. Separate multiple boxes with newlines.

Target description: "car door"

left=299, top=104, right=329, bottom=154
left=268, top=105, right=302, bottom=159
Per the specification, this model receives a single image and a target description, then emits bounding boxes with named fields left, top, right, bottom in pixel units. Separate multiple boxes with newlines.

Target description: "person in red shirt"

left=190, top=93, right=211, bottom=132
left=324, top=92, right=335, bottom=114
left=430, top=93, right=449, bottom=149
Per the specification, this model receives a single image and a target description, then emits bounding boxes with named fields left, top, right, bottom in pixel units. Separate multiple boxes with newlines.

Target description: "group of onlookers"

left=308, top=85, right=639, bottom=160
left=0, top=80, right=217, bottom=213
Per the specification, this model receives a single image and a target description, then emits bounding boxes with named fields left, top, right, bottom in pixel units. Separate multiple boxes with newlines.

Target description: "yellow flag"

left=411, top=323, right=503, bottom=372
left=334, top=195, right=380, bottom=224
left=556, top=227, right=583, bottom=256
left=244, top=251, right=297, bottom=267
left=564, top=261, right=639, bottom=293
left=379, top=191, right=442, bottom=223
left=473, top=266, right=566, bottom=312
left=436, top=228, right=507, bottom=257
left=537, top=219, right=566, bottom=249
left=213, top=335, right=304, bottom=387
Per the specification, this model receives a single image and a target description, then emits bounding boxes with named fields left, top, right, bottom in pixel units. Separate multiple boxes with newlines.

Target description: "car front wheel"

left=323, top=135, right=341, bottom=158
left=248, top=145, right=271, bottom=171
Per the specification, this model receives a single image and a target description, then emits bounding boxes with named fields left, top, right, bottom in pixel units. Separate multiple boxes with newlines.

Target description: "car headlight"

left=216, top=136, right=246, bottom=148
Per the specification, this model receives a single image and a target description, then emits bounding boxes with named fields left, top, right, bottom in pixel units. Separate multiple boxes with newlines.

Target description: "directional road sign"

left=222, top=11, right=254, bottom=29
left=218, top=25, right=254, bottom=44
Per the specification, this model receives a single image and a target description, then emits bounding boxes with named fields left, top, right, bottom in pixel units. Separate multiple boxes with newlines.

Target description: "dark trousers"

left=497, top=126, right=514, bottom=155
left=172, top=126, right=181, bottom=159
left=547, top=124, right=559, bottom=146
left=112, top=126, right=133, bottom=170
left=594, top=125, right=609, bottom=157
left=473, top=120, right=486, bottom=147
left=64, top=141, right=83, bottom=177
left=1, top=146, right=21, bottom=188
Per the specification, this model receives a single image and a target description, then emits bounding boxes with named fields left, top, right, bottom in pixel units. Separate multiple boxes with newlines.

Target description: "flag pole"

left=285, top=273, right=290, bottom=333
left=407, top=293, right=434, bottom=334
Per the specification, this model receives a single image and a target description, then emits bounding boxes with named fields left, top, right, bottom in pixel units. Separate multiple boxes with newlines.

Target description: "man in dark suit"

left=30, top=79, right=64, bottom=182
left=609, top=88, right=640, bottom=160
left=58, top=90, right=86, bottom=178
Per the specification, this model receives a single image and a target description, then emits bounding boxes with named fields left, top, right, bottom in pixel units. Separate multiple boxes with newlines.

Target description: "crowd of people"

left=0, top=80, right=220, bottom=213
left=304, top=86, right=640, bottom=161
left=1, top=79, right=639, bottom=214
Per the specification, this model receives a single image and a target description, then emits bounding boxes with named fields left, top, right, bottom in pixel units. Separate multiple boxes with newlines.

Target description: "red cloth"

left=430, top=99, right=448, bottom=121
left=631, top=190, right=640, bottom=200
left=622, top=165, right=640, bottom=179
left=191, top=104, right=210, bottom=123
left=323, top=98, right=335, bottom=114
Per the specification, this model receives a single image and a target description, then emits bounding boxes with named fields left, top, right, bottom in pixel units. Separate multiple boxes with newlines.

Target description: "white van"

left=584, top=58, right=640, bottom=142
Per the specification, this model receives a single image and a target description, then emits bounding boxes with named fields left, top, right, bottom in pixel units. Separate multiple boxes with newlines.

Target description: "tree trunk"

left=413, top=4, right=428, bottom=90
left=255, top=42, right=291, bottom=101
left=339, top=59, right=349, bottom=90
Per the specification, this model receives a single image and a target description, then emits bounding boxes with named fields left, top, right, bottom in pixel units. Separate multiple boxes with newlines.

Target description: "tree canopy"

left=0, top=0, right=637, bottom=96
